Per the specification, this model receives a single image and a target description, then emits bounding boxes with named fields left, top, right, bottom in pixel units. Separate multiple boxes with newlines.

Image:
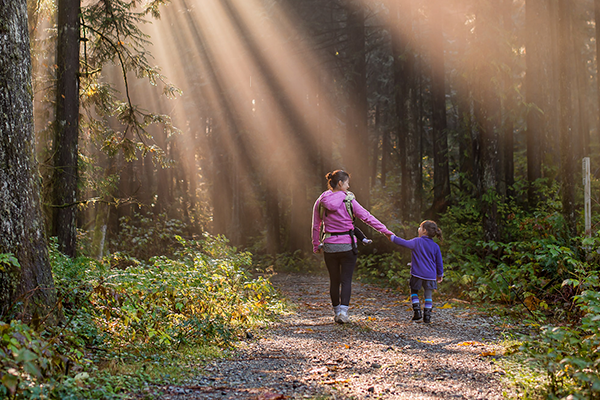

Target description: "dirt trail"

left=162, top=273, right=510, bottom=400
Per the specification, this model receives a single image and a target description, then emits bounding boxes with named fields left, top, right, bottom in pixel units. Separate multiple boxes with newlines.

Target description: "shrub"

left=517, top=259, right=600, bottom=399
left=0, top=234, right=285, bottom=398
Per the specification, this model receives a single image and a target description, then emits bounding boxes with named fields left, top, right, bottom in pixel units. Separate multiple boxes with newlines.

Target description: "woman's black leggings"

left=324, top=250, right=357, bottom=306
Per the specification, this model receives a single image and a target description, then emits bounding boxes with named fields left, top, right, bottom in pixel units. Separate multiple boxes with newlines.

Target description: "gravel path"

left=162, top=273, right=510, bottom=399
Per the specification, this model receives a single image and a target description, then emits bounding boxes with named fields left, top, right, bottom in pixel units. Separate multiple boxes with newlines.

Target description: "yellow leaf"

left=480, top=350, right=496, bottom=357
left=457, top=341, right=483, bottom=346
left=439, top=303, right=453, bottom=309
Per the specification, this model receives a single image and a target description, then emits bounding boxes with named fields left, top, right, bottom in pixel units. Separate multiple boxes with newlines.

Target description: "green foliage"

left=112, top=213, right=188, bottom=260
left=80, top=0, right=181, bottom=162
left=0, top=253, right=20, bottom=271
left=255, top=250, right=324, bottom=274
left=356, top=251, right=411, bottom=289
left=514, top=263, right=600, bottom=399
left=0, top=234, right=284, bottom=399
left=0, top=321, right=66, bottom=399
left=58, top=234, right=282, bottom=354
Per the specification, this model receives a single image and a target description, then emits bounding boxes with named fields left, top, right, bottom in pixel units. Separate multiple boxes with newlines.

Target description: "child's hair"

left=326, top=170, right=350, bottom=190
left=420, top=220, right=443, bottom=241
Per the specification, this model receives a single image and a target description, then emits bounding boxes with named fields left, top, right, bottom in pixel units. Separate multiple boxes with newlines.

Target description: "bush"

left=1, top=234, right=285, bottom=398
left=111, top=213, right=188, bottom=260
left=517, top=259, right=600, bottom=399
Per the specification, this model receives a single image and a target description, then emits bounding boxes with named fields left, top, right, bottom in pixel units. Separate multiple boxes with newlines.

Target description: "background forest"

left=2, top=0, right=600, bottom=398
left=30, top=0, right=600, bottom=257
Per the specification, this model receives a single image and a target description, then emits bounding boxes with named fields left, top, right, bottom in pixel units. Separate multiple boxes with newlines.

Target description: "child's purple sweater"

left=390, top=235, right=444, bottom=281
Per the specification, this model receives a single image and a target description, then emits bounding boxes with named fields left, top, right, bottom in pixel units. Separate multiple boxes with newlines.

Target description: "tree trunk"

left=525, top=0, right=544, bottom=208
left=596, top=0, right=600, bottom=148
left=265, top=186, right=281, bottom=256
left=52, top=0, right=80, bottom=257
left=345, top=1, right=369, bottom=207
left=474, top=2, right=502, bottom=242
left=558, top=0, right=577, bottom=234
left=392, top=0, right=421, bottom=222
left=502, top=0, right=515, bottom=198
left=456, top=30, right=473, bottom=194
left=0, top=0, right=57, bottom=322
left=430, top=0, right=450, bottom=217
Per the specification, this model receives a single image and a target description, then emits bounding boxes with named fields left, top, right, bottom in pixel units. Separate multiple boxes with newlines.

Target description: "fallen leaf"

left=457, top=341, right=484, bottom=346
left=480, top=350, right=496, bottom=357
left=323, top=378, right=351, bottom=385
left=439, top=303, right=453, bottom=309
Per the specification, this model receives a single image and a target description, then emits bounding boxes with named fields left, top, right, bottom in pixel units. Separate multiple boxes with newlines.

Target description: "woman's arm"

left=311, top=197, right=323, bottom=252
left=352, top=200, right=393, bottom=235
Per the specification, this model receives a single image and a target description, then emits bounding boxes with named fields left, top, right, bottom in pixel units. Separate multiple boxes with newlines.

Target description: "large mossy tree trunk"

left=0, top=0, right=57, bottom=322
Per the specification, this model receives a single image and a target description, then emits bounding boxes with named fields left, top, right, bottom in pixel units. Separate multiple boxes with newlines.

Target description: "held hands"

left=385, top=233, right=394, bottom=241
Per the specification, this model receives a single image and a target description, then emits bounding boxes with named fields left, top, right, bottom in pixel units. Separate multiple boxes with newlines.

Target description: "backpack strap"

left=344, top=191, right=355, bottom=222
left=319, top=192, right=356, bottom=243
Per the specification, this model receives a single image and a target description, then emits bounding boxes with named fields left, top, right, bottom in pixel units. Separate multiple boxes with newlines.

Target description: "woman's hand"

left=385, top=233, right=394, bottom=241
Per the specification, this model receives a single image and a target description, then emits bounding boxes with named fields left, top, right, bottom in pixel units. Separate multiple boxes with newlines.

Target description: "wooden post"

left=583, top=157, right=591, bottom=237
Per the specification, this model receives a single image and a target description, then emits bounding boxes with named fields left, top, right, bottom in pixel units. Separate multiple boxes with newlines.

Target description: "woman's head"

left=326, top=170, right=350, bottom=191
left=419, top=220, right=442, bottom=240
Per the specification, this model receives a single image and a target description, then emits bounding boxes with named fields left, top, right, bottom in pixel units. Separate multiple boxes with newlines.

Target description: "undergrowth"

left=0, top=234, right=285, bottom=399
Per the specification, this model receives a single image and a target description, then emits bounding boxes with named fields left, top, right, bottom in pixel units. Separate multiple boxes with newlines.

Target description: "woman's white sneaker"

left=337, top=305, right=350, bottom=324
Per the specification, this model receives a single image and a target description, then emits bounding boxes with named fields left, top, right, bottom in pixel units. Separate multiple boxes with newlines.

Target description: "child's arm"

left=390, top=235, right=417, bottom=250
left=435, top=245, right=444, bottom=281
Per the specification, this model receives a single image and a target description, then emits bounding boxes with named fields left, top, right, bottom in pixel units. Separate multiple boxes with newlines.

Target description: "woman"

left=312, top=170, right=393, bottom=323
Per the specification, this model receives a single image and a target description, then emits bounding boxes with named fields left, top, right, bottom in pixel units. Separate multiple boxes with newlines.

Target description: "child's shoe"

left=412, top=303, right=422, bottom=321
left=337, top=305, right=350, bottom=324
left=362, top=238, right=372, bottom=245
left=423, top=308, right=432, bottom=323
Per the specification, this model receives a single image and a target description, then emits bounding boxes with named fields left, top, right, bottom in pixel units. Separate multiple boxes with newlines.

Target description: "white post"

left=582, top=157, right=591, bottom=237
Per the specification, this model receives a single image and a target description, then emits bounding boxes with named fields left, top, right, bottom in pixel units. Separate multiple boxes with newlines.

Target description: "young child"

left=388, top=220, right=444, bottom=323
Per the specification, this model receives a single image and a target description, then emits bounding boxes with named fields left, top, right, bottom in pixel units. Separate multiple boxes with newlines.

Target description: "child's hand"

left=385, top=233, right=393, bottom=241
left=437, top=276, right=443, bottom=283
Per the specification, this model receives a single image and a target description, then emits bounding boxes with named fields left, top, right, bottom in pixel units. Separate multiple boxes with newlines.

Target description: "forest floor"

left=158, top=272, right=514, bottom=400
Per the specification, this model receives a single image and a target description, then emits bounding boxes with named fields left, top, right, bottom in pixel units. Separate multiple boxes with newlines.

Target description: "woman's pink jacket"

left=311, top=190, right=393, bottom=253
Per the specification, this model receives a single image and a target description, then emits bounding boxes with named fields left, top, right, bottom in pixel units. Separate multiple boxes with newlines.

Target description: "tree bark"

left=474, top=2, right=502, bottom=242
left=392, top=0, right=421, bottom=222
left=430, top=0, right=450, bottom=217
left=52, top=0, right=80, bottom=257
left=345, top=1, right=370, bottom=207
left=525, top=0, right=545, bottom=209
left=558, top=0, right=577, bottom=234
left=596, top=0, right=600, bottom=148
left=0, top=0, right=57, bottom=321
left=502, top=0, right=515, bottom=198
